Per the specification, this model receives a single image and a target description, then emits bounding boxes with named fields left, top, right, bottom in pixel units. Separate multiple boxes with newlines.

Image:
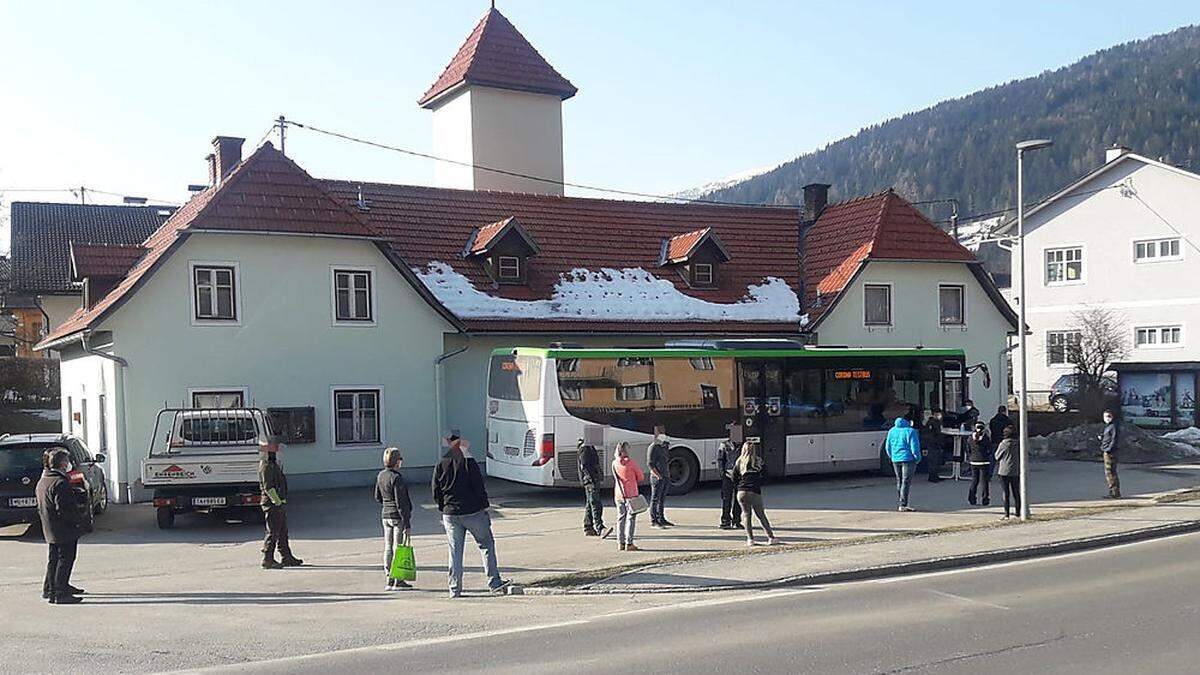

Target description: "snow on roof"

left=416, top=262, right=799, bottom=323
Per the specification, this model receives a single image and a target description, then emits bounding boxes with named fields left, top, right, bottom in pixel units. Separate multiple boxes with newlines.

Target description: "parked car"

left=0, top=433, right=108, bottom=529
left=1049, top=374, right=1119, bottom=413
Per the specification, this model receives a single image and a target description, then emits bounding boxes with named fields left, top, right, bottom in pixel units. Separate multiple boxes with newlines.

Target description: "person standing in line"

left=885, top=416, right=922, bottom=511
left=578, top=439, right=611, bottom=538
left=731, top=441, right=779, bottom=546
left=646, top=425, right=673, bottom=528
left=375, top=447, right=412, bottom=591
left=1099, top=409, right=1122, bottom=499
left=993, top=425, right=1021, bottom=519
left=988, top=406, right=1013, bottom=446
left=966, top=423, right=992, bottom=506
left=921, top=408, right=945, bottom=483
left=717, top=437, right=743, bottom=530
left=432, top=433, right=511, bottom=598
left=37, top=448, right=84, bottom=604
left=259, top=439, right=303, bottom=570
left=959, top=399, right=980, bottom=429
left=611, top=442, right=645, bottom=551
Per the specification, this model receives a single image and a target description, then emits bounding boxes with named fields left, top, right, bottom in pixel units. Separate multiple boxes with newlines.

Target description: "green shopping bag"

left=389, top=534, right=417, bottom=581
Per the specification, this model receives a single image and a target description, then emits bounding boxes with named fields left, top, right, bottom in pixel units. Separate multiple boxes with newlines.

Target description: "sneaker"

left=746, top=537, right=757, bottom=547
left=600, top=527, right=614, bottom=539
left=982, top=498, right=991, bottom=506
left=650, top=522, right=663, bottom=529
left=625, top=543, right=640, bottom=551
left=448, top=591, right=461, bottom=599
left=583, top=529, right=599, bottom=537
left=619, top=543, right=627, bottom=551
left=732, top=522, right=743, bottom=530
left=900, top=506, right=915, bottom=512
left=262, top=558, right=283, bottom=570
left=660, top=519, right=676, bottom=527
left=719, top=523, right=731, bottom=530
left=391, top=580, right=412, bottom=590
left=489, top=579, right=513, bottom=595
left=280, top=556, right=304, bottom=567
left=49, top=594, right=82, bottom=605
left=768, top=537, right=781, bottom=546
left=65, top=585, right=86, bottom=595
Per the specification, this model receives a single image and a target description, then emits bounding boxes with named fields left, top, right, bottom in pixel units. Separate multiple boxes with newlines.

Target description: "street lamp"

left=1015, top=138, right=1052, bottom=521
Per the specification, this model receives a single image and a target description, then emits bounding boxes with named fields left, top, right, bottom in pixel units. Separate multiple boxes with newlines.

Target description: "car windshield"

left=0, top=444, right=65, bottom=474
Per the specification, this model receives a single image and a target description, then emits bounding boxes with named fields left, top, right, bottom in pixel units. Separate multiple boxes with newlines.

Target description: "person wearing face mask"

left=1099, top=409, right=1121, bottom=499
left=646, top=425, right=673, bottom=528
left=375, top=447, right=412, bottom=591
left=259, top=439, right=303, bottom=570
left=36, top=448, right=85, bottom=604
left=966, top=423, right=991, bottom=506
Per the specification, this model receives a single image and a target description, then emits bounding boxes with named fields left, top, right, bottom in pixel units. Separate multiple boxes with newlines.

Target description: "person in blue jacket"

left=885, top=417, right=922, bottom=512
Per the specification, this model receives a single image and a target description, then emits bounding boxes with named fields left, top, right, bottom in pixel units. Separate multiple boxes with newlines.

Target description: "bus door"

left=739, top=361, right=786, bottom=477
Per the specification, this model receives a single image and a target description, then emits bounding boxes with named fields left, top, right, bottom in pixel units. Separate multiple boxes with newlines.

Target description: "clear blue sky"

left=1, top=1, right=1197, bottom=251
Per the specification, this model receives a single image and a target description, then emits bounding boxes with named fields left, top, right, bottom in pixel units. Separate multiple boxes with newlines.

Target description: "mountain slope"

left=704, top=25, right=1200, bottom=218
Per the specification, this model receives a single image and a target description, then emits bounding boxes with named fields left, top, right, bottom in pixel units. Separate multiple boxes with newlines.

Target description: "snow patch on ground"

left=416, top=262, right=800, bottom=323
left=1163, top=427, right=1200, bottom=445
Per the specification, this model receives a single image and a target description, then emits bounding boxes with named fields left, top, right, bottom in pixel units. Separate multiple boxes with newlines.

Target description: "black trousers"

left=969, top=465, right=991, bottom=503
left=582, top=483, right=605, bottom=532
left=262, top=506, right=293, bottom=558
left=925, top=443, right=944, bottom=480
left=44, top=540, right=79, bottom=598
left=650, top=475, right=667, bottom=523
left=720, top=475, right=742, bottom=525
left=1000, top=475, right=1021, bottom=516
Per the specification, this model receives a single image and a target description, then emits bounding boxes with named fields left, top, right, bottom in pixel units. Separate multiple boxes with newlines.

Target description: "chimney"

left=211, top=136, right=245, bottom=184
left=1105, top=144, right=1131, bottom=163
left=206, top=153, right=217, bottom=186
left=802, top=183, right=830, bottom=223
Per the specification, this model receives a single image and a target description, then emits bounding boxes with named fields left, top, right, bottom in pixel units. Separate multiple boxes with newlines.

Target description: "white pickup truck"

left=141, top=408, right=272, bottom=529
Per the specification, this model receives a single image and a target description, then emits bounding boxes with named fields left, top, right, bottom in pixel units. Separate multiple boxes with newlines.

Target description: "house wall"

left=1013, top=159, right=1200, bottom=401
left=16, top=295, right=80, bottom=358
left=430, top=85, right=565, bottom=196
left=91, top=232, right=454, bottom=501
left=815, top=261, right=1012, bottom=417
left=58, top=348, right=123, bottom=498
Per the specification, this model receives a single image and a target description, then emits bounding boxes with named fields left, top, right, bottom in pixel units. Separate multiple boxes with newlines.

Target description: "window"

left=488, top=355, right=543, bottom=402
left=191, top=390, right=246, bottom=409
left=193, top=265, right=237, bottom=320
left=1135, top=325, right=1183, bottom=348
left=1045, top=247, right=1083, bottom=284
left=938, top=284, right=965, bottom=326
left=864, top=284, right=892, bottom=326
left=689, top=357, right=715, bottom=371
left=1134, top=238, right=1181, bottom=263
left=784, top=367, right=824, bottom=435
left=617, top=357, right=654, bottom=367
left=559, top=383, right=583, bottom=401
left=616, top=382, right=660, bottom=401
left=557, top=358, right=579, bottom=372
left=692, top=263, right=715, bottom=288
left=496, top=256, right=521, bottom=282
left=333, top=269, right=373, bottom=322
left=699, top=384, right=720, bottom=408
left=1047, top=330, right=1082, bottom=366
left=267, top=406, right=317, bottom=444
left=334, top=389, right=381, bottom=445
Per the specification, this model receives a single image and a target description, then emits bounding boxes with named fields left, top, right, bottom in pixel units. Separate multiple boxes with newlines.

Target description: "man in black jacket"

left=577, top=439, right=610, bottom=537
left=1099, top=409, right=1121, bottom=498
left=647, top=424, right=673, bottom=527
left=36, top=448, right=84, bottom=604
left=433, top=433, right=510, bottom=598
left=259, top=440, right=302, bottom=570
left=717, top=424, right=743, bottom=529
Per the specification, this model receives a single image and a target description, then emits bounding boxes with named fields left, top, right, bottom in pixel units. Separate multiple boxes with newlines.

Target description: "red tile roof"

left=803, top=190, right=976, bottom=325
left=419, top=7, right=577, bottom=107
left=467, top=217, right=512, bottom=254
left=69, top=243, right=146, bottom=280
left=661, top=227, right=732, bottom=265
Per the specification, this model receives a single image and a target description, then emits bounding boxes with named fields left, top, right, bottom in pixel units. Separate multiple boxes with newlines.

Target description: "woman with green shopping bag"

left=375, top=447, right=414, bottom=590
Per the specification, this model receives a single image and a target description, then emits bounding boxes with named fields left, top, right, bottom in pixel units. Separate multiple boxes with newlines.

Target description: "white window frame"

left=1046, top=330, right=1082, bottom=367
left=615, top=382, right=661, bottom=402
left=496, top=255, right=522, bottom=282
left=330, top=266, right=377, bottom=326
left=863, top=283, right=893, bottom=327
left=937, top=283, right=966, bottom=327
left=1044, top=246, right=1085, bottom=286
left=189, top=260, right=242, bottom=326
left=331, top=386, right=384, bottom=448
left=692, top=262, right=715, bottom=287
left=1132, top=237, right=1183, bottom=264
left=1134, top=325, right=1184, bottom=349
left=188, top=387, right=249, bottom=409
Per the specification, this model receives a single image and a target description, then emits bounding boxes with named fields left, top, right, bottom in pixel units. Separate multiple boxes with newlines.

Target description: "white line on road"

left=926, top=589, right=1011, bottom=610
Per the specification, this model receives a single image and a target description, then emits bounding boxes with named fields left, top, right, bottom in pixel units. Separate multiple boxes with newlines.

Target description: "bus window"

left=825, top=368, right=892, bottom=432
left=784, top=368, right=824, bottom=434
left=886, top=366, right=922, bottom=422
left=488, top=355, right=543, bottom=401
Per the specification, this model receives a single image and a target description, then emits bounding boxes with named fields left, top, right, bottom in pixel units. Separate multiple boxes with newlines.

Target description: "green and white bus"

left=485, top=340, right=967, bottom=494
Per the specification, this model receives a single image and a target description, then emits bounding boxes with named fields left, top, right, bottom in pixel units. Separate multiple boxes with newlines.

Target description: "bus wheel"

left=667, top=447, right=700, bottom=495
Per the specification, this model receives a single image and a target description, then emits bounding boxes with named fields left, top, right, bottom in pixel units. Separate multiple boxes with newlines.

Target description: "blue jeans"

left=649, top=474, right=667, bottom=523
left=893, top=460, right=916, bottom=508
left=441, top=510, right=502, bottom=594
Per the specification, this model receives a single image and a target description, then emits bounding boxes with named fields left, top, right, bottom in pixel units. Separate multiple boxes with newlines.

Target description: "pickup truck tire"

left=156, top=506, right=175, bottom=529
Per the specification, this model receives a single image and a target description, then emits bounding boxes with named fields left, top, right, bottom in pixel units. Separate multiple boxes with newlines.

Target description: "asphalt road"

left=209, top=531, right=1200, bottom=675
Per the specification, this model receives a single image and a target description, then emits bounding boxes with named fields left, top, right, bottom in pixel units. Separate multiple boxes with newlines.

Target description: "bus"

left=484, top=340, right=967, bottom=494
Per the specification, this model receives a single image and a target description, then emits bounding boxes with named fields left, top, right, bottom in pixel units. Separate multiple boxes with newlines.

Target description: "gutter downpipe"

left=80, top=331, right=132, bottom=503
left=434, top=335, right=471, bottom=452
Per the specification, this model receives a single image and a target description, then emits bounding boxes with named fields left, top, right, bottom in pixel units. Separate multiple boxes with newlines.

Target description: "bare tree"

left=1066, top=307, right=1130, bottom=418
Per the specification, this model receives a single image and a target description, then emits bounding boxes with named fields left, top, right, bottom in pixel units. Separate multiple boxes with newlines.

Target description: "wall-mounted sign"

left=767, top=397, right=781, bottom=416
left=743, top=397, right=759, bottom=416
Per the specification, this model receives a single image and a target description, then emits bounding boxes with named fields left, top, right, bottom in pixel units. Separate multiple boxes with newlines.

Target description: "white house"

left=37, top=6, right=1014, bottom=502
left=1002, top=146, right=1200, bottom=426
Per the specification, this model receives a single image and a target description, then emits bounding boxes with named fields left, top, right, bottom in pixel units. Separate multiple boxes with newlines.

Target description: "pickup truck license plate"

left=9, top=497, right=37, bottom=507
left=192, top=497, right=226, bottom=506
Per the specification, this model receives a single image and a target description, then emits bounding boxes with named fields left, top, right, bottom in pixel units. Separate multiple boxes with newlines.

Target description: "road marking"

left=594, top=587, right=824, bottom=619
left=926, top=589, right=1010, bottom=610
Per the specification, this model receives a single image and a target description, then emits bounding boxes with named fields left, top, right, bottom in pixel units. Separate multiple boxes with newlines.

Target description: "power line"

left=1128, top=190, right=1200, bottom=257
left=0, top=186, right=180, bottom=206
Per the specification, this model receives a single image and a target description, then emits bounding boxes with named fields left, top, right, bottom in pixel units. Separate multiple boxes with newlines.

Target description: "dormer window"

left=463, top=216, right=540, bottom=286
left=661, top=227, right=732, bottom=290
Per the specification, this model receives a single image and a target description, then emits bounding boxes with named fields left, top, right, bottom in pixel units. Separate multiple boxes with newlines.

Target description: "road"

left=209, top=531, right=1200, bottom=674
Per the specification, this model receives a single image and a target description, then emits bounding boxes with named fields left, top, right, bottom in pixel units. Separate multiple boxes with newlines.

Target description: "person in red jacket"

left=611, top=442, right=646, bottom=551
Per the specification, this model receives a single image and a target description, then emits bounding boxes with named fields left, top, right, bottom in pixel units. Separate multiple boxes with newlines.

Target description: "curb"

left=517, top=518, right=1200, bottom=596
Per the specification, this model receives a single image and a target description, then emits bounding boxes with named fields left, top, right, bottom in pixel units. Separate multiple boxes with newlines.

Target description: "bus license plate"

left=503, top=446, right=520, bottom=456
left=193, top=497, right=226, bottom=506
left=9, top=497, right=36, bottom=507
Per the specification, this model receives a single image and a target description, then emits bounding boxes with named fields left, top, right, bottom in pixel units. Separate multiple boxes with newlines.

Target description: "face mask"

left=655, top=434, right=666, bottom=442
left=62, top=462, right=73, bottom=473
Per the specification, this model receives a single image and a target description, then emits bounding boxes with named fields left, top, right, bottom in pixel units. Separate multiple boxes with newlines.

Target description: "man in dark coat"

left=988, top=406, right=1014, bottom=445
left=36, top=448, right=84, bottom=604
left=433, top=433, right=510, bottom=598
left=577, top=439, right=610, bottom=537
left=259, top=440, right=302, bottom=569
left=717, top=422, right=743, bottom=529
left=647, top=424, right=673, bottom=527
left=1099, top=409, right=1122, bottom=498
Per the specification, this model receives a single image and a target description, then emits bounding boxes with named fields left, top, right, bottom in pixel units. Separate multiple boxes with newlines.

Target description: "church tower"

left=419, top=6, right=577, bottom=195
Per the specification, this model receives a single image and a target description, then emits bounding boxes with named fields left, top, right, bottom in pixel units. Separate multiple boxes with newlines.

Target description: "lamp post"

left=1015, top=138, right=1052, bottom=521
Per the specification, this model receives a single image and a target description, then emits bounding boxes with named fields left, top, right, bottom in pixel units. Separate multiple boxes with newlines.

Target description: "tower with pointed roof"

left=420, top=6, right=576, bottom=196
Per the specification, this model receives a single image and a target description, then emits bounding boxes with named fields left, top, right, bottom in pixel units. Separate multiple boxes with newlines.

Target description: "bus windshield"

left=488, top=354, right=543, bottom=401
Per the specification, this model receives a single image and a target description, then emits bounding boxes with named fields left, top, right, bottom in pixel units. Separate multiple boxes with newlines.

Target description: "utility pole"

left=78, top=186, right=87, bottom=204
left=278, top=115, right=287, bottom=155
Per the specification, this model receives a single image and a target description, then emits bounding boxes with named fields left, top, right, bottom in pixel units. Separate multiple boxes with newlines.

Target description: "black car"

left=1049, top=374, right=1119, bottom=413
left=0, top=433, right=109, bottom=529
